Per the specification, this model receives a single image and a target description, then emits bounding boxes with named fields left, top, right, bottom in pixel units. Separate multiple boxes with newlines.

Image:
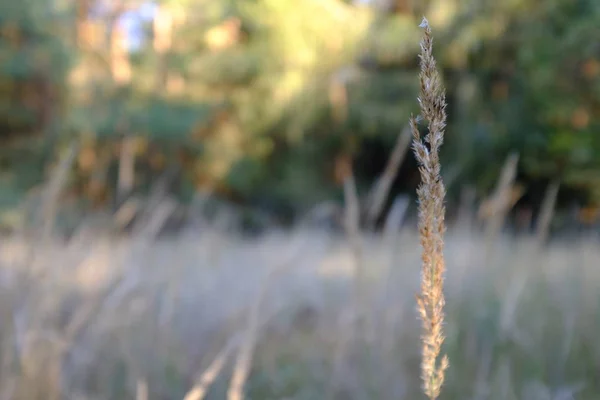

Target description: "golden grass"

left=411, top=18, right=449, bottom=399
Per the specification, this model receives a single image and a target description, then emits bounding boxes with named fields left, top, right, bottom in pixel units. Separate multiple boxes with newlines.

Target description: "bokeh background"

left=0, top=0, right=599, bottom=399
left=0, top=0, right=599, bottom=231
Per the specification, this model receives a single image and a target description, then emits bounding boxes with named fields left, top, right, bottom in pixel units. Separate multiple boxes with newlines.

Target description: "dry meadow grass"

left=0, top=222, right=599, bottom=400
left=411, top=17, right=449, bottom=399
left=1, top=17, right=599, bottom=400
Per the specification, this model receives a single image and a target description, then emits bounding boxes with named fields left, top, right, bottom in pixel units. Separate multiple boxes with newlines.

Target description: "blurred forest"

left=0, top=0, right=599, bottom=233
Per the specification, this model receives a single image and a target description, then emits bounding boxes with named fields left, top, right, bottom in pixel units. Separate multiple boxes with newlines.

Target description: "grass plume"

left=410, top=17, right=449, bottom=400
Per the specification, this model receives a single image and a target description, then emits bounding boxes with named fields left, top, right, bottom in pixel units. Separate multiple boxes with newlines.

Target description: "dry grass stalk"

left=410, top=17, right=449, bottom=400
left=483, top=152, right=520, bottom=257
left=342, top=169, right=378, bottom=390
left=117, top=135, right=136, bottom=205
left=535, top=179, right=560, bottom=247
left=40, top=142, right=78, bottom=243
left=226, top=282, right=271, bottom=400
left=377, top=195, right=409, bottom=376
left=184, top=335, right=240, bottom=400
left=457, top=185, right=476, bottom=231
left=184, top=302, right=286, bottom=400
left=136, top=378, right=149, bottom=400
left=226, top=283, right=268, bottom=400
left=383, top=195, right=410, bottom=238
left=477, top=182, right=524, bottom=223
left=226, top=235, right=306, bottom=400
left=364, top=124, right=412, bottom=228
left=343, top=171, right=367, bottom=326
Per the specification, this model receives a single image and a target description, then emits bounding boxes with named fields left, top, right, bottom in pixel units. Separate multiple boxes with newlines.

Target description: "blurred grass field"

left=0, top=219, right=598, bottom=400
left=0, top=1, right=599, bottom=399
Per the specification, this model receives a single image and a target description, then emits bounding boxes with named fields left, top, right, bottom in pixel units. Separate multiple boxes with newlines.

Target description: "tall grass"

left=1, top=226, right=599, bottom=399
left=410, top=17, right=449, bottom=400
left=0, top=16, right=599, bottom=400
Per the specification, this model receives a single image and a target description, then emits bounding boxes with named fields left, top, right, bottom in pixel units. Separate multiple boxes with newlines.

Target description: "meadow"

left=0, top=213, right=598, bottom=399
left=1, top=17, right=599, bottom=400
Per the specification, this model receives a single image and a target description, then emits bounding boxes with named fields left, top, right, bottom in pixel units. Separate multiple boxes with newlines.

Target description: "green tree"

left=0, top=0, right=71, bottom=225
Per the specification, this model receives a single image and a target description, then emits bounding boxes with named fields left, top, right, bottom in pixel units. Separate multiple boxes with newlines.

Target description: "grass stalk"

left=342, top=171, right=367, bottom=331
left=535, top=179, right=560, bottom=248
left=364, top=124, right=412, bottom=229
left=482, top=152, right=520, bottom=258
left=410, top=17, right=449, bottom=400
left=226, top=234, right=306, bottom=400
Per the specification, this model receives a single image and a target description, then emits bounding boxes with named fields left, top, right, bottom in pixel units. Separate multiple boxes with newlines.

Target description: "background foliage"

left=0, top=0, right=598, bottom=228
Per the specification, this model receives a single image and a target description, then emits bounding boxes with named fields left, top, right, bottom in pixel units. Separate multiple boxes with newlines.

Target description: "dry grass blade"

left=226, top=234, right=306, bottom=400
left=136, top=378, right=149, bottom=400
left=457, top=185, right=476, bottom=231
left=483, top=152, right=520, bottom=258
left=343, top=171, right=367, bottom=328
left=535, top=179, right=560, bottom=248
left=40, top=142, right=78, bottom=243
left=383, top=195, right=410, bottom=238
left=411, top=17, right=449, bottom=400
left=183, top=302, right=286, bottom=400
left=117, top=135, right=136, bottom=205
left=364, top=124, right=412, bottom=228
left=183, top=336, right=240, bottom=400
